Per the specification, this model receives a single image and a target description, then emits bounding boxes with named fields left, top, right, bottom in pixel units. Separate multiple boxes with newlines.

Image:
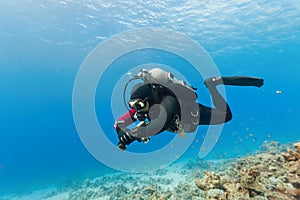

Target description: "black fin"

left=221, top=76, right=264, bottom=87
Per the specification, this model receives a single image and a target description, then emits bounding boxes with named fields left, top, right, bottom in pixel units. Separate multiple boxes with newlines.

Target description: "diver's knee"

left=225, top=111, right=232, bottom=122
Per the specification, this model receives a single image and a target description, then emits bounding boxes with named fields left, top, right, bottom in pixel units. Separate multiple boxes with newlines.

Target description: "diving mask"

left=128, top=99, right=149, bottom=112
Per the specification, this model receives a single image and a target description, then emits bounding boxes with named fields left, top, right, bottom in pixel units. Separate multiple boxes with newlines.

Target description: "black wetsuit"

left=129, top=83, right=232, bottom=137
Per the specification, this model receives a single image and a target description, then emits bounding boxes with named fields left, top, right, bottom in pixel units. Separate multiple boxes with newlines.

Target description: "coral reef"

left=5, top=140, right=299, bottom=200
left=195, top=141, right=300, bottom=200
left=259, top=140, right=286, bottom=154
left=65, top=141, right=299, bottom=200
left=195, top=171, right=222, bottom=191
left=65, top=169, right=203, bottom=200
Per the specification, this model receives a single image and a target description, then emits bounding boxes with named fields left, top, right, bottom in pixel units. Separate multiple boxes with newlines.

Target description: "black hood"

left=130, top=83, right=154, bottom=105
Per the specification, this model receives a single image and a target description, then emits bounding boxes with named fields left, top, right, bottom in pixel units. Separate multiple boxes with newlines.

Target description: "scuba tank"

left=123, top=68, right=196, bottom=110
left=136, top=68, right=194, bottom=90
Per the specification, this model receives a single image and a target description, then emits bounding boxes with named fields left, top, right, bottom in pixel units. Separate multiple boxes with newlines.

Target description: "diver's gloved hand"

left=139, top=137, right=150, bottom=143
left=131, top=127, right=150, bottom=144
left=204, top=77, right=223, bottom=88
left=117, top=128, right=136, bottom=150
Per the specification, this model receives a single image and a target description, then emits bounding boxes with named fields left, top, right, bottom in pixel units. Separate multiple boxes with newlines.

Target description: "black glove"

left=131, top=126, right=150, bottom=143
left=116, top=128, right=136, bottom=150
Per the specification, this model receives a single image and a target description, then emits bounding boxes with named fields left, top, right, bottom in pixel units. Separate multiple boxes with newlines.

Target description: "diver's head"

left=130, top=84, right=154, bottom=105
left=129, top=84, right=154, bottom=121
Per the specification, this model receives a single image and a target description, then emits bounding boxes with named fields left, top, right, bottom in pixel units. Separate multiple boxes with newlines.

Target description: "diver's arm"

left=114, top=108, right=138, bottom=150
left=114, top=108, right=136, bottom=130
left=133, top=95, right=179, bottom=138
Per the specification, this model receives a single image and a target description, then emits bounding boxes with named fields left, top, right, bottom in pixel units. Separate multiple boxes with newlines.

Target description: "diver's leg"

left=200, top=75, right=263, bottom=125
left=199, top=104, right=232, bottom=125
left=209, top=86, right=232, bottom=123
left=199, top=86, right=232, bottom=125
left=207, top=86, right=230, bottom=112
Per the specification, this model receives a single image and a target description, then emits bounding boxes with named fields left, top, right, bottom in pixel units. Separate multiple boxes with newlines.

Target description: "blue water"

left=0, top=0, right=299, bottom=195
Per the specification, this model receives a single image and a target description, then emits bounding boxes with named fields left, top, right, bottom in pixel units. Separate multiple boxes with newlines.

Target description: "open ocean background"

left=0, top=0, right=299, bottom=195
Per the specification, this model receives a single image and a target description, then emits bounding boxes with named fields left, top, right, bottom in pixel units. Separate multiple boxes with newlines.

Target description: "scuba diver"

left=114, top=68, right=264, bottom=150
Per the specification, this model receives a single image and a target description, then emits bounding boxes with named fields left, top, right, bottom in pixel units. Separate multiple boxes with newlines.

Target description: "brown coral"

left=194, top=141, right=300, bottom=200
left=282, top=142, right=300, bottom=200
left=195, top=171, right=222, bottom=191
